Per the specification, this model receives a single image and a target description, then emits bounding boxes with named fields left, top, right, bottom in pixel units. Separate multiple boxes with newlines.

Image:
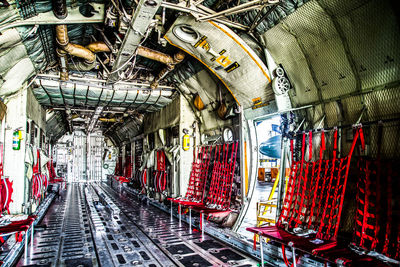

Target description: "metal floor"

left=17, top=183, right=258, bottom=267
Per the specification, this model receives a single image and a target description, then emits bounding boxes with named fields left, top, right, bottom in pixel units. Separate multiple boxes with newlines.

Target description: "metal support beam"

left=197, top=0, right=272, bottom=21
left=107, top=0, right=162, bottom=83
left=0, top=3, right=105, bottom=33
left=161, top=2, right=249, bottom=30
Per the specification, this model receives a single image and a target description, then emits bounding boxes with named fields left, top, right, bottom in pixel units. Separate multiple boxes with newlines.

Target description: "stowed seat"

left=113, top=155, right=133, bottom=184
left=168, top=145, right=214, bottom=206
left=172, top=142, right=239, bottom=217
left=189, top=142, right=238, bottom=217
left=247, top=127, right=370, bottom=266
left=0, top=216, right=36, bottom=241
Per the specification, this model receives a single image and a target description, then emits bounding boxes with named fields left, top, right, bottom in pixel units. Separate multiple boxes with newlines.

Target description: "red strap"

left=320, top=131, right=325, bottom=159
left=309, top=131, right=313, bottom=160
left=290, top=139, right=294, bottom=163
left=359, top=128, right=365, bottom=152
left=333, top=129, right=338, bottom=159
left=301, top=133, right=306, bottom=164
left=333, top=127, right=362, bottom=238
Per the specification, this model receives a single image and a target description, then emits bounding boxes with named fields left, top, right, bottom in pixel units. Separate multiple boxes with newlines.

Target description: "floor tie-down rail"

left=17, top=182, right=257, bottom=266
left=98, top=182, right=258, bottom=267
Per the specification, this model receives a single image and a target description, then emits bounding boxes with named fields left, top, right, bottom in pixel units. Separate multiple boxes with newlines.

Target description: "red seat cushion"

left=0, top=216, right=36, bottom=234
left=246, top=226, right=337, bottom=254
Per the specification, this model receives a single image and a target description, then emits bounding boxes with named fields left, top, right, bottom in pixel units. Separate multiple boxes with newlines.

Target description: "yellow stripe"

left=244, top=141, right=249, bottom=196
left=209, top=21, right=271, bottom=83
left=164, top=35, right=241, bottom=106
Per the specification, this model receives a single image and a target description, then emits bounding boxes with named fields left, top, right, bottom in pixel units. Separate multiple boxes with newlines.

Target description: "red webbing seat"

left=114, top=156, right=123, bottom=176
left=154, top=171, right=168, bottom=194
left=114, top=176, right=130, bottom=184
left=351, top=124, right=400, bottom=261
left=0, top=143, right=13, bottom=214
left=47, top=159, right=57, bottom=182
left=113, top=156, right=133, bottom=184
left=153, top=150, right=168, bottom=195
left=0, top=216, right=36, bottom=233
left=190, top=141, right=239, bottom=215
left=247, top=127, right=365, bottom=264
left=139, top=168, right=147, bottom=193
left=32, top=149, right=46, bottom=202
left=168, top=146, right=213, bottom=206
left=124, top=155, right=132, bottom=179
left=246, top=226, right=337, bottom=254
left=0, top=216, right=36, bottom=243
left=315, top=244, right=391, bottom=267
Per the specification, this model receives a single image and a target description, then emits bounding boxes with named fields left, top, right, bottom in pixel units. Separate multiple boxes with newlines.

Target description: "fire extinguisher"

left=182, top=129, right=190, bottom=151
left=12, top=129, right=22, bottom=150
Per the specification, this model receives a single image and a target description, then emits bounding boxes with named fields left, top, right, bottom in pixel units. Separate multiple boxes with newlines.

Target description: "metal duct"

left=55, top=25, right=96, bottom=62
left=137, top=46, right=174, bottom=65
left=99, top=118, right=123, bottom=123
left=86, top=41, right=111, bottom=53
left=151, top=50, right=185, bottom=89
left=55, top=24, right=111, bottom=80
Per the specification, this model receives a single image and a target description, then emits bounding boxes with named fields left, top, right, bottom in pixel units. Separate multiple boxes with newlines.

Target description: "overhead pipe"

left=137, top=46, right=174, bottom=65
left=55, top=25, right=111, bottom=79
left=53, top=0, right=110, bottom=80
left=99, top=117, right=123, bottom=123
left=86, top=41, right=111, bottom=53
left=150, top=50, right=185, bottom=89
left=55, top=25, right=96, bottom=62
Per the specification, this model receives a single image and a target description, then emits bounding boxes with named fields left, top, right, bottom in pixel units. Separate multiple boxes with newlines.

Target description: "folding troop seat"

left=168, top=142, right=239, bottom=235
left=247, top=126, right=367, bottom=267
left=168, top=145, right=214, bottom=207
left=31, top=149, right=48, bottom=203
left=0, top=143, right=13, bottom=214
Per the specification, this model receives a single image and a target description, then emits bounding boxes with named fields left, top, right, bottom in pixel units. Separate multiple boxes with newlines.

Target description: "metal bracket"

left=107, top=0, right=163, bottom=83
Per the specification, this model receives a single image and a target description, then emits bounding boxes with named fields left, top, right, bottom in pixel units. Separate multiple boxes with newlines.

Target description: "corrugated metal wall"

left=260, top=0, right=400, bottom=158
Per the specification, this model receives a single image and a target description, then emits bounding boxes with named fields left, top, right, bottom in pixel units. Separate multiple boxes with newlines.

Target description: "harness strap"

left=288, top=133, right=306, bottom=227
left=333, top=127, right=362, bottom=238
left=316, top=129, right=339, bottom=239
left=307, top=131, right=325, bottom=229
left=309, top=131, right=313, bottom=161
left=294, top=131, right=313, bottom=227
left=290, top=139, right=294, bottom=164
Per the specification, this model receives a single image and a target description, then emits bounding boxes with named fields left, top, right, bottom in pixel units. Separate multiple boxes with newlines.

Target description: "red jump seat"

left=246, top=127, right=385, bottom=266
left=169, top=142, right=239, bottom=219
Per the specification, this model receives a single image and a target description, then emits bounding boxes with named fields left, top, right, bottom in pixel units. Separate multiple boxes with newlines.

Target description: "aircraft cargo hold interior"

left=0, top=0, right=399, bottom=266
